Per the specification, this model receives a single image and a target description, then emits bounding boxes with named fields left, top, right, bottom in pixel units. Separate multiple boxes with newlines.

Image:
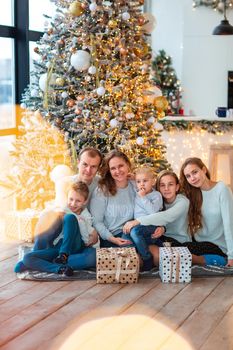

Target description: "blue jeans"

left=33, top=213, right=63, bottom=250
left=100, top=232, right=135, bottom=248
left=130, top=225, right=163, bottom=261
left=17, top=213, right=88, bottom=273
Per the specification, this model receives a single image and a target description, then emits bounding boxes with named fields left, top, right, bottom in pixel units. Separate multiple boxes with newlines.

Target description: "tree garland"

left=193, top=0, right=233, bottom=12
left=161, top=119, right=233, bottom=134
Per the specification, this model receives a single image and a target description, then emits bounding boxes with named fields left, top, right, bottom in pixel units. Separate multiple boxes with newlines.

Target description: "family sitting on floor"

left=14, top=147, right=233, bottom=276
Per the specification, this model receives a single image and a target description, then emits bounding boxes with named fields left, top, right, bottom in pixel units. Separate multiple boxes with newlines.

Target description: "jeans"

left=18, top=213, right=88, bottom=273
left=130, top=225, right=163, bottom=261
left=33, top=212, right=63, bottom=250
left=100, top=232, right=135, bottom=248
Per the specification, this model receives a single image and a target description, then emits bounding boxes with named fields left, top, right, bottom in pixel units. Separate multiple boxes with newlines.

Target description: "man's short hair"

left=79, top=147, right=103, bottom=165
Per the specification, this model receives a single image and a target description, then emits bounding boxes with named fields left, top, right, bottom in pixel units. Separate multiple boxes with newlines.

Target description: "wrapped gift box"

left=96, top=247, right=139, bottom=284
left=5, top=210, right=40, bottom=242
left=159, top=246, right=192, bottom=283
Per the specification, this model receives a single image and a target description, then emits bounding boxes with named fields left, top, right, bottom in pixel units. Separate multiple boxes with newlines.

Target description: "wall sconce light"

left=212, top=0, right=233, bottom=35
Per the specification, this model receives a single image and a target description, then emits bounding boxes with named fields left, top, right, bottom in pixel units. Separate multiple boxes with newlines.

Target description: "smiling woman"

left=90, top=150, right=136, bottom=248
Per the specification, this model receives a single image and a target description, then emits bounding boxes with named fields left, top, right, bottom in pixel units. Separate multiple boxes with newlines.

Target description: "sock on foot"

left=14, top=261, right=28, bottom=273
left=54, top=253, right=68, bottom=265
left=141, top=256, right=154, bottom=272
left=58, top=266, right=74, bottom=277
left=203, top=254, right=227, bottom=267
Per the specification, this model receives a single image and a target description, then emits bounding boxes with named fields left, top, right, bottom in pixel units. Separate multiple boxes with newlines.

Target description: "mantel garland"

left=160, top=119, right=233, bottom=135
left=193, top=0, right=233, bottom=12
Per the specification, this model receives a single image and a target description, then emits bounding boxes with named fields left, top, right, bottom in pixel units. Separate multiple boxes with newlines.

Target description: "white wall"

left=150, top=0, right=233, bottom=118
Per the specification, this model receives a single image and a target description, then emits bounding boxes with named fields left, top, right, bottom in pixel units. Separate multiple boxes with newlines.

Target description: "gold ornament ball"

left=68, top=1, right=84, bottom=16
left=108, top=20, right=118, bottom=28
left=154, top=96, right=169, bottom=111
left=120, top=47, right=128, bottom=55
left=56, top=77, right=65, bottom=86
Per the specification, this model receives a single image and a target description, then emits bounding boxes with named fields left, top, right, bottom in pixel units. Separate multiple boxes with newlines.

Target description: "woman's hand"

left=226, top=259, right=233, bottom=267
left=109, top=236, right=132, bottom=246
left=123, top=220, right=139, bottom=234
left=151, top=226, right=165, bottom=239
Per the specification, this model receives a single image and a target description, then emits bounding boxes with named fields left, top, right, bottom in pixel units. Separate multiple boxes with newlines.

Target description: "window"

left=0, top=0, right=56, bottom=136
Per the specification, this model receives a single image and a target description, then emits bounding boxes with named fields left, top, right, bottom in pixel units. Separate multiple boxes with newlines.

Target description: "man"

left=34, top=147, right=102, bottom=250
left=55, top=147, right=102, bottom=207
left=14, top=147, right=102, bottom=273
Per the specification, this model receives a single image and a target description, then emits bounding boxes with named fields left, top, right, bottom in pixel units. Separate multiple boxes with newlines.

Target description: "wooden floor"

left=1, top=238, right=233, bottom=350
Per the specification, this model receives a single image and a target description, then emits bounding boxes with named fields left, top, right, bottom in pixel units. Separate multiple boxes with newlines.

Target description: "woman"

left=180, top=157, right=233, bottom=267
left=90, top=150, right=135, bottom=247
left=123, top=170, right=191, bottom=265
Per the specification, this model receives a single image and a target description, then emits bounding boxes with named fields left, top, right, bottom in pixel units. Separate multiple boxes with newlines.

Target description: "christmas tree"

left=21, top=0, right=171, bottom=172
left=152, top=50, right=182, bottom=115
left=0, top=110, right=72, bottom=210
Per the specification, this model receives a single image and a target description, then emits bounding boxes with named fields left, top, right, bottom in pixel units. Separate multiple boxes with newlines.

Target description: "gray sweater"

left=137, top=194, right=191, bottom=243
left=90, top=181, right=136, bottom=240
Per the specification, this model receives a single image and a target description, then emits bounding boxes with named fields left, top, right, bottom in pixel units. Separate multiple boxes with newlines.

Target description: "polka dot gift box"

left=159, top=246, right=192, bottom=283
left=96, top=247, right=139, bottom=284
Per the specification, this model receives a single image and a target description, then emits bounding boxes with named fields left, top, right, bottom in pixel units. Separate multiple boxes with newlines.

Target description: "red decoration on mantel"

left=179, top=108, right=184, bottom=115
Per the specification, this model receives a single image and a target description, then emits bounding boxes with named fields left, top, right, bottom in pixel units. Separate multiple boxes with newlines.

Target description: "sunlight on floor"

left=51, top=314, right=194, bottom=350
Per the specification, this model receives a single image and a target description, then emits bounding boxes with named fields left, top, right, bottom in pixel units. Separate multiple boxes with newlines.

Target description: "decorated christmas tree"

left=0, top=110, right=72, bottom=210
left=21, top=0, right=171, bottom=172
left=152, top=50, right=182, bottom=115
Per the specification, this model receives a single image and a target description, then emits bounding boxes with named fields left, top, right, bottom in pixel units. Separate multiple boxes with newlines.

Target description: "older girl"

left=123, top=170, right=191, bottom=265
left=180, top=157, right=233, bottom=267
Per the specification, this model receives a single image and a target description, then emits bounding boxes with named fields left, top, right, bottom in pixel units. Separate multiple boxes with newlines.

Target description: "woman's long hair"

left=179, top=157, right=210, bottom=235
left=98, top=150, right=131, bottom=196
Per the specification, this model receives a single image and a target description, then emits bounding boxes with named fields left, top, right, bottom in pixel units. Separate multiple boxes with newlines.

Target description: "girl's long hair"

left=98, top=150, right=131, bottom=196
left=179, top=157, right=210, bottom=235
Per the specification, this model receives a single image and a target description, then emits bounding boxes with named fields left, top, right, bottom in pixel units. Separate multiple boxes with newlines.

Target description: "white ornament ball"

left=147, top=116, right=155, bottom=124
left=61, top=92, right=69, bottom=99
left=39, top=73, right=57, bottom=92
left=31, top=89, right=39, bottom=98
left=126, top=112, right=135, bottom=119
left=50, top=164, right=73, bottom=183
left=89, top=2, right=97, bottom=11
left=70, top=50, right=91, bottom=71
left=154, top=122, right=164, bottom=131
left=136, top=137, right=144, bottom=145
left=171, top=100, right=179, bottom=109
left=38, top=188, right=45, bottom=194
left=122, top=12, right=130, bottom=20
left=88, top=65, right=97, bottom=75
left=110, top=118, right=119, bottom=128
left=96, top=86, right=106, bottom=96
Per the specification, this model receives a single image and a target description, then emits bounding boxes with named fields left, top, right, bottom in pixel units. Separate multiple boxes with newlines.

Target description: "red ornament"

left=66, top=99, right=76, bottom=107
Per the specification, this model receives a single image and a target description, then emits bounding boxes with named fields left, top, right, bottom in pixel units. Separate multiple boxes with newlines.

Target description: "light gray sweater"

left=137, top=194, right=191, bottom=243
left=194, top=181, right=233, bottom=259
left=90, top=181, right=136, bottom=240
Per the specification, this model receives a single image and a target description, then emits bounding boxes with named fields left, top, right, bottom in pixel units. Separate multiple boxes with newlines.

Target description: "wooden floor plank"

left=0, top=279, right=39, bottom=305
left=0, top=280, right=95, bottom=347
left=200, top=304, right=233, bottom=350
left=47, top=279, right=160, bottom=350
left=161, top=278, right=233, bottom=350
left=0, top=283, right=123, bottom=350
left=113, top=277, right=223, bottom=350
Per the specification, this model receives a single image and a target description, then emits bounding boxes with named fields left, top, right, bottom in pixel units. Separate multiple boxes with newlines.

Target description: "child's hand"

left=226, top=259, right=233, bottom=267
left=151, top=226, right=165, bottom=239
left=123, top=220, right=139, bottom=234
left=137, top=187, right=147, bottom=197
left=86, top=230, right=98, bottom=246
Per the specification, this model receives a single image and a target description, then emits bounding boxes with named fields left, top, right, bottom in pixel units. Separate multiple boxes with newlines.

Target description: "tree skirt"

left=16, top=265, right=233, bottom=282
